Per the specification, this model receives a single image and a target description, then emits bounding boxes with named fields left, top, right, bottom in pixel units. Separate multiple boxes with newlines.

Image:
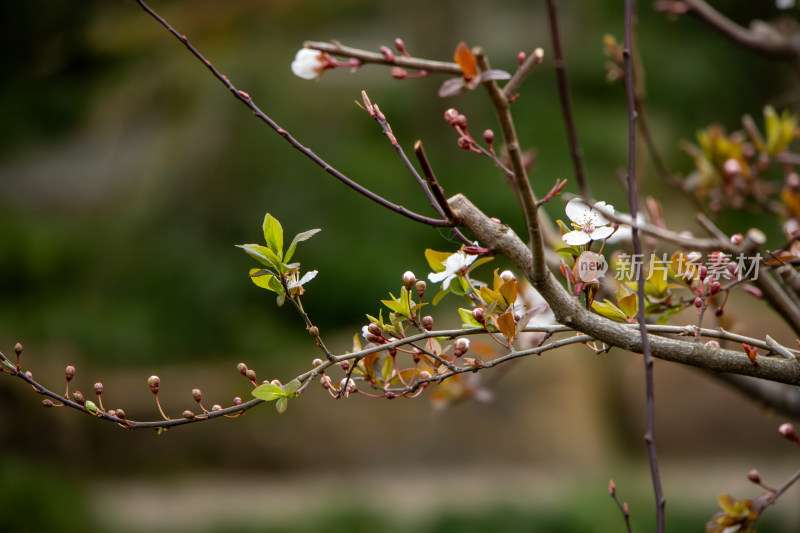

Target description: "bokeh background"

left=2, top=1, right=800, bottom=531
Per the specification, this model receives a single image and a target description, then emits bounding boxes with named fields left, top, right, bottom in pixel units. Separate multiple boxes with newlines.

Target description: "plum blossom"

left=291, top=48, right=327, bottom=80
left=562, top=199, right=615, bottom=246
left=428, top=251, right=478, bottom=290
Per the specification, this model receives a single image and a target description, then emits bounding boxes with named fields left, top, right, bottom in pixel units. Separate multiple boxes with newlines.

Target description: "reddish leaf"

left=454, top=42, right=478, bottom=78
left=496, top=311, right=517, bottom=342
left=742, top=343, right=758, bottom=365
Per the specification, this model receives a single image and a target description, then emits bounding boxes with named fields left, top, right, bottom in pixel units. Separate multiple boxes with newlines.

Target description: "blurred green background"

left=2, top=1, right=800, bottom=531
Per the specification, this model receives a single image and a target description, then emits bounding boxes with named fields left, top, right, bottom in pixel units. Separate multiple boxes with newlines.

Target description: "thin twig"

left=303, top=40, right=462, bottom=74
left=134, top=0, right=453, bottom=229
left=503, top=48, right=545, bottom=98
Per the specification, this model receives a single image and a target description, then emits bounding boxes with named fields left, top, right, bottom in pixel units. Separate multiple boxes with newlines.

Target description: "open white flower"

left=428, top=251, right=478, bottom=290
left=562, top=199, right=615, bottom=246
left=291, top=48, right=327, bottom=80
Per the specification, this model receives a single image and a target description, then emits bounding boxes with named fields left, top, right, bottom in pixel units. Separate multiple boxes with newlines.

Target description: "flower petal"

left=591, top=201, right=614, bottom=225
left=428, top=271, right=449, bottom=283
left=589, top=226, right=615, bottom=241
left=562, top=230, right=592, bottom=246
left=441, top=274, right=455, bottom=291
left=565, top=198, right=589, bottom=223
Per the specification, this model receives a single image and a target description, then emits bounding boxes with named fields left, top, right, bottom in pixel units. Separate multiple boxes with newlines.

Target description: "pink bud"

left=416, top=280, right=427, bottom=299
left=483, top=129, right=495, bottom=144
left=94, top=382, right=103, bottom=396
left=694, top=297, right=703, bottom=309
left=747, top=469, right=761, bottom=484
left=709, top=281, right=721, bottom=295
left=742, top=285, right=763, bottom=299
left=517, top=51, right=526, bottom=65
left=237, top=363, right=248, bottom=375
left=730, top=233, right=743, bottom=245
left=65, top=366, right=76, bottom=382
left=379, top=45, right=395, bottom=63
left=422, top=316, right=434, bottom=331
left=444, top=108, right=459, bottom=125
left=402, top=271, right=416, bottom=289
left=14, top=343, right=22, bottom=356
left=148, top=375, right=160, bottom=394
left=390, top=67, right=407, bottom=79
left=779, top=422, right=799, bottom=442
left=472, top=308, right=485, bottom=325
left=192, top=388, right=202, bottom=403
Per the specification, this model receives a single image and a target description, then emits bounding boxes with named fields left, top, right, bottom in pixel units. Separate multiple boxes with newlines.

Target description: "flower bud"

left=698, top=265, right=708, bottom=281
left=365, top=333, right=383, bottom=344
left=444, top=108, right=459, bottom=125
left=270, top=379, right=282, bottom=387
left=307, top=326, right=320, bottom=338
left=116, top=408, right=126, bottom=420
left=415, top=280, right=427, bottom=299
left=483, top=129, right=495, bottom=144
left=379, top=45, right=395, bottom=62
left=402, top=271, right=416, bottom=289
left=709, top=281, right=721, bottom=295
left=458, top=137, right=472, bottom=150
left=312, top=358, right=323, bottom=367
left=779, top=422, right=799, bottom=442
left=94, top=382, right=103, bottom=396
left=418, top=370, right=432, bottom=380
left=694, top=297, right=703, bottom=309
left=517, top=51, right=526, bottom=65
left=742, top=285, right=763, bottom=299
left=747, top=469, right=761, bottom=484
left=237, top=363, right=248, bottom=375
left=394, top=38, right=407, bottom=54
left=211, top=404, right=222, bottom=412
left=233, top=397, right=243, bottom=406
left=705, top=340, right=721, bottom=348
left=73, top=390, right=85, bottom=405
left=533, top=47, right=544, bottom=60
left=182, top=410, right=195, bottom=419
left=14, top=343, right=22, bottom=356
left=730, top=233, right=744, bottom=246
left=192, top=388, right=202, bottom=403
left=340, top=360, right=351, bottom=372
left=65, top=366, right=76, bottom=382
left=246, top=369, right=257, bottom=382
left=454, top=338, right=471, bottom=358
left=385, top=391, right=396, bottom=399
left=321, top=375, right=332, bottom=389
left=42, top=399, right=54, bottom=408
left=722, top=158, right=741, bottom=176
left=148, top=375, right=160, bottom=394
left=368, top=323, right=382, bottom=336
left=108, top=410, right=116, bottom=417
left=500, top=270, right=516, bottom=282
left=473, top=308, right=485, bottom=324
left=714, top=307, right=724, bottom=317
left=422, top=315, right=434, bottom=331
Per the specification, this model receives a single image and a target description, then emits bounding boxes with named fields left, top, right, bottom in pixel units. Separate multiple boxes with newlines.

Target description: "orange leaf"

left=742, top=343, right=758, bottom=365
left=454, top=42, right=478, bottom=79
left=496, top=311, right=517, bottom=342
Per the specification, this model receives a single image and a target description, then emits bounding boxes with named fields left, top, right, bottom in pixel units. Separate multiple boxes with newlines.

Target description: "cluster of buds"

left=443, top=108, right=485, bottom=154
left=453, top=338, right=471, bottom=358
left=238, top=362, right=258, bottom=386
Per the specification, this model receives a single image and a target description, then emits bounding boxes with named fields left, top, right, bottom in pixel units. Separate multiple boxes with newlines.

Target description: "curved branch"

left=449, top=193, right=800, bottom=386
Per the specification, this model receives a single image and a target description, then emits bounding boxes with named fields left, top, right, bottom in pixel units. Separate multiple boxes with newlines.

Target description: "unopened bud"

left=365, top=333, right=383, bottom=344
left=517, top=51, right=526, bottom=65
left=705, top=340, right=721, bottom=348
left=14, top=343, right=22, bottom=356
left=108, top=410, right=116, bottom=417
left=698, top=265, right=708, bottom=281
left=307, top=326, right=320, bottom=338
left=379, top=45, right=395, bottom=63
left=65, top=366, right=76, bottom=382
left=270, top=379, right=282, bottom=387
left=608, top=479, right=616, bottom=494
left=116, top=408, right=126, bottom=420
left=458, top=137, right=472, bottom=150
left=368, top=323, right=382, bottom=336
left=779, top=422, right=799, bottom=442
left=94, top=382, right=103, bottom=396
left=416, top=280, right=427, bottom=299
left=533, top=47, right=544, bottom=60
left=312, top=358, right=323, bottom=367
left=246, top=369, right=257, bottom=382
left=237, top=363, right=248, bottom=375
left=211, top=404, right=222, bottom=412
left=473, top=308, right=485, bottom=324
left=340, top=360, right=351, bottom=372
left=385, top=391, right=396, bottom=399
left=723, top=158, right=741, bottom=176
left=709, top=281, right=721, bottom=295
left=500, top=270, right=516, bottom=282
left=444, top=108, right=459, bottom=125
left=454, top=338, right=471, bottom=357
left=390, top=67, right=407, bottom=79
left=192, top=388, right=202, bottom=403
left=418, top=370, right=432, bottom=380
left=402, top=271, right=416, bottom=289
left=483, top=129, right=495, bottom=144
left=73, top=390, right=85, bottom=405
left=182, top=410, right=195, bottom=419
left=148, top=375, right=160, bottom=394
left=394, top=38, right=407, bottom=54
left=694, top=297, right=703, bottom=309
left=731, top=233, right=744, bottom=246
left=747, top=469, right=761, bottom=484
left=714, top=307, right=724, bottom=317
left=42, top=399, right=54, bottom=408
left=422, top=315, right=434, bottom=331
left=233, top=397, right=243, bottom=406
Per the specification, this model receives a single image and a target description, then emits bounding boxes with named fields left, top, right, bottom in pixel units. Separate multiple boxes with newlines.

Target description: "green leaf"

left=458, top=308, right=483, bottom=329
left=432, top=289, right=448, bottom=306
left=425, top=249, right=451, bottom=273
left=84, top=400, right=98, bottom=414
left=237, top=244, right=281, bottom=270
left=284, top=378, right=301, bottom=396
left=252, top=383, right=286, bottom=401
left=591, top=299, right=628, bottom=322
left=1, top=359, right=14, bottom=372
left=249, top=269, right=284, bottom=294
left=262, top=214, right=284, bottom=259
left=285, top=229, right=321, bottom=263
left=275, top=396, right=288, bottom=414
left=469, top=256, right=494, bottom=272
left=617, top=293, right=639, bottom=318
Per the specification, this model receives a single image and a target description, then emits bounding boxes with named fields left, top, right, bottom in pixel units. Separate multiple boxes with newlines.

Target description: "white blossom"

left=428, top=251, right=478, bottom=290
left=562, top=199, right=615, bottom=246
left=291, top=48, right=327, bottom=80
left=777, top=0, right=795, bottom=10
